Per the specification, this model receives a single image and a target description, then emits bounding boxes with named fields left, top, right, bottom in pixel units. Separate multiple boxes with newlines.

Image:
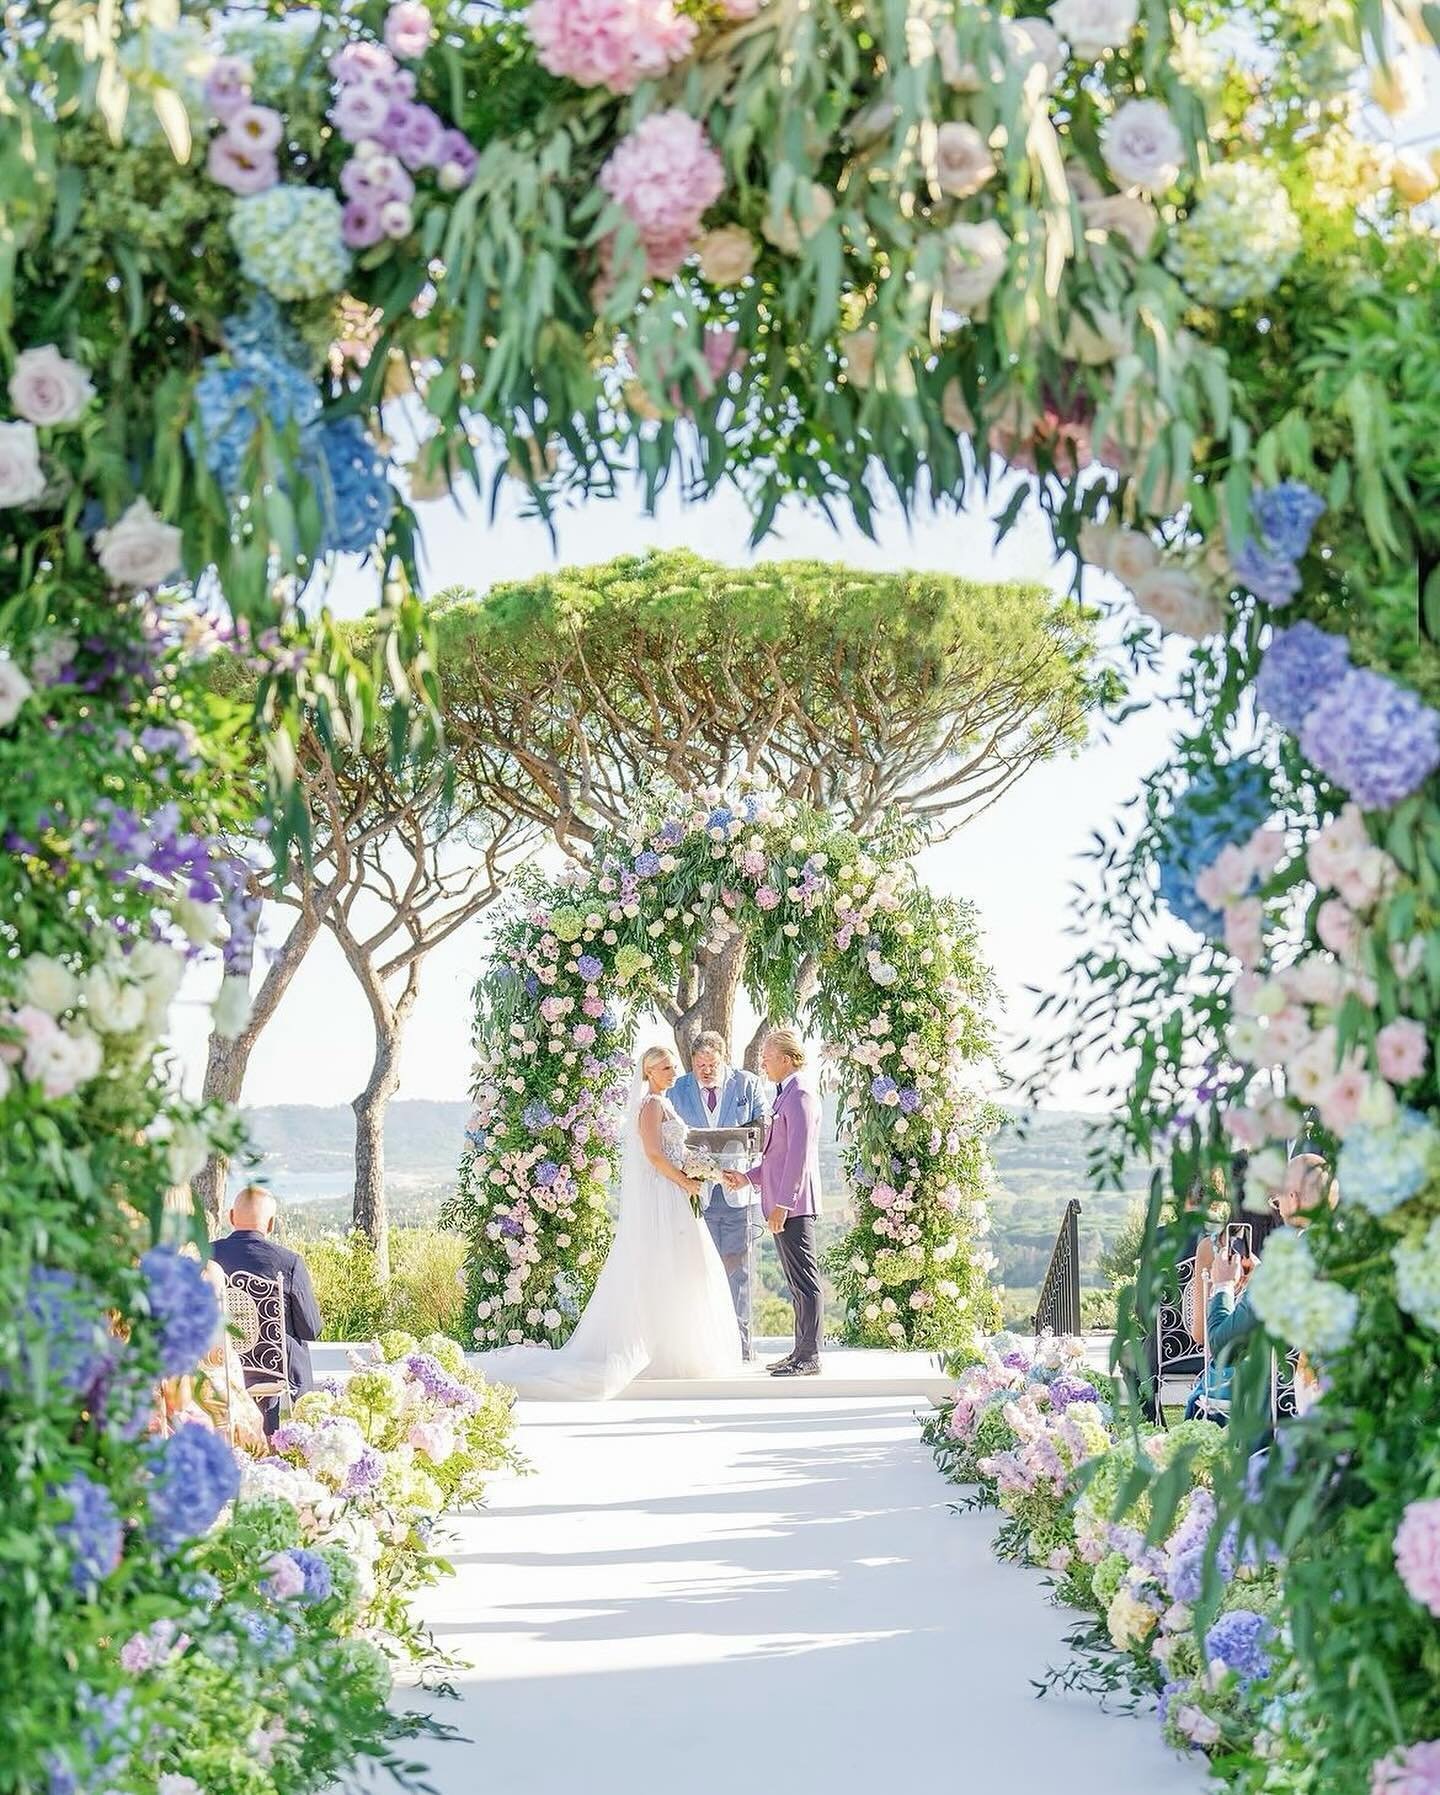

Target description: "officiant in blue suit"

left=671, top=1029, right=768, bottom=1359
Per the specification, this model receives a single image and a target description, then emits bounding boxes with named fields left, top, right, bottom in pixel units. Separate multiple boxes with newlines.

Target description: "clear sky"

left=170, top=464, right=1194, bottom=1113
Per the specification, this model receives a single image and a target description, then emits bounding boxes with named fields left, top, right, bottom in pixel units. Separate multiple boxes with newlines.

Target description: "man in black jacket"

left=210, top=1185, right=323, bottom=1431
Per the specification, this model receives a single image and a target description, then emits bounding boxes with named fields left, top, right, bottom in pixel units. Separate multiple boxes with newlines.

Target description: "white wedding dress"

left=475, top=1091, right=743, bottom=1399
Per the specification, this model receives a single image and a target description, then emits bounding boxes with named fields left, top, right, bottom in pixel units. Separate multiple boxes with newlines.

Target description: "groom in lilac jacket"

left=723, top=1026, right=823, bottom=1375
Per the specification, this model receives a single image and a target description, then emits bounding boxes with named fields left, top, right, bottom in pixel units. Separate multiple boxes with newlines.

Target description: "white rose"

left=175, top=897, right=223, bottom=945
left=1049, top=0, right=1138, bottom=60
left=21, top=954, right=80, bottom=1016
left=696, top=225, right=757, bottom=286
left=211, top=974, right=252, bottom=1040
left=166, top=1120, right=210, bottom=1185
left=1079, top=193, right=1158, bottom=258
left=9, top=345, right=95, bottom=426
left=1100, top=98, right=1183, bottom=192
left=935, top=121, right=996, bottom=199
left=761, top=183, right=835, bottom=256
left=1003, top=15, right=1065, bottom=83
left=26, top=1025, right=102, bottom=1100
left=0, top=420, right=46, bottom=507
left=940, top=219, right=1009, bottom=313
left=1107, top=527, right=1159, bottom=586
left=93, top=497, right=184, bottom=589
left=0, top=656, right=34, bottom=728
left=1131, top=565, right=1224, bottom=639
left=82, top=961, right=148, bottom=1035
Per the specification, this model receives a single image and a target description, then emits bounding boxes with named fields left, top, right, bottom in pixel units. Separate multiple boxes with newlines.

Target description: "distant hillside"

left=234, top=1096, right=1148, bottom=1289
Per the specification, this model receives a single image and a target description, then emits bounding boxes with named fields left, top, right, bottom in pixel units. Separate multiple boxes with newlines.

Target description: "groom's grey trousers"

left=703, top=1190, right=754, bottom=1357
left=773, top=1214, right=822, bottom=1363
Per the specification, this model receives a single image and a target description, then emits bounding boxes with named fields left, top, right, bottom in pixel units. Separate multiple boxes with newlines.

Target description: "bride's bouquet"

left=681, top=1148, right=723, bottom=1217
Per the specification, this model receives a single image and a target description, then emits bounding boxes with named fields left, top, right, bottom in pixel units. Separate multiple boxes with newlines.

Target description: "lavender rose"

left=93, top=498, right=184, bottom=589
left=9, top=345, right=95, bottom=426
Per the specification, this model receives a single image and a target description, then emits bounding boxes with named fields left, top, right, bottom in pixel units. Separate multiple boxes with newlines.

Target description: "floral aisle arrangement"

left=924, top=1339, right=1289, bottom=1769
left=446, top=781, right=1002, bottom=1353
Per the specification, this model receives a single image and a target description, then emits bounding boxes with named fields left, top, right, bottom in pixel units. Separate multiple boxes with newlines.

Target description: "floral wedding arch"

left=447, top=785, right=1003, bottom=1354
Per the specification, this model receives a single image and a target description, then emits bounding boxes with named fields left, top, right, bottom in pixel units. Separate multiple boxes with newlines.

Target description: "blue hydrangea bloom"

left=1338, top=1109, right=1440, bottom=1217
left=139, top=1246, right=219, bottom=1379
left=54, top=1474, right=123, bottom=1589
left=17, top=1267, right=113, bottom=1400
left=522, top=1101, right=553, bottom=1132
left=1255, top=622, right=1352, bottom=735
left=706, top=806, right=734, bottom=832
left=1232, top=535, right=1302, bottom=606
left=870, top=1075, right=897, bottom=1101
left=1300, top=669, right=1440, bottom=812
left=147, top=1421, right=241, bottom=1551
left=288, top=1545, right=333, bottom=1603
left=1253, top=482, right=1325, bottom=561
left=634, top=850, right=662, bottom=877
left=576, top=954, right=604, bottom=982
left=535, top=1160, right=560, bottom=1186
left=1204, top=1608, right=1275, bottom=1685
left=1155, top=758, right=1274, bottom=936
left=302, top=415, right=396, bottom=556
left=190, top=350, right=320, bottom=493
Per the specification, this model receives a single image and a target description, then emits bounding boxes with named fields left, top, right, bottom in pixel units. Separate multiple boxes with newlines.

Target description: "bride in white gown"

left=475, top=1045, right=744, bottom=1399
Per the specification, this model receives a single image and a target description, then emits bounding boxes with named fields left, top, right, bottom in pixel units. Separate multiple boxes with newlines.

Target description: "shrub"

left=302, top=1228, right=467, bottom=1342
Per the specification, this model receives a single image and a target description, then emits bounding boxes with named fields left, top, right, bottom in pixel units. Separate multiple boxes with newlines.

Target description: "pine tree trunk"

left=669, top=935, right=749, bottom=1063
left=347, top=964, right=420, bottom=1284
left=193, top=904, right=330, bottom=1229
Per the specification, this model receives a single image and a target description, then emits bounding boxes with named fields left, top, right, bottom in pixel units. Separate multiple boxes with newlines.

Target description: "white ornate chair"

left=222, top=1271, right=290, bottom=1427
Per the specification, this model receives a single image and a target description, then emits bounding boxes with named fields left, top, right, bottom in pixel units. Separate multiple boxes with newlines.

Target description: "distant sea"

left=224, top=1167, right=456, bottom=1207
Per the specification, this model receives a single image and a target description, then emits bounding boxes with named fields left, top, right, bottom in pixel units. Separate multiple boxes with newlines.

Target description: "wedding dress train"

left=475, top=1092, right=743, bottom=1399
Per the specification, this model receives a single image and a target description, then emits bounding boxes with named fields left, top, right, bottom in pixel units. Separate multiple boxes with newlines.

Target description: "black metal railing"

left=1032, top=1199, right=1082, bottom=1336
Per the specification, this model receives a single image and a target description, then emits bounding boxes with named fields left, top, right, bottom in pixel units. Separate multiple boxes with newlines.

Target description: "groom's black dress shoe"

left=766, top=1354, right=797, bottom=1375
left=770, top=1359, right=821, bottom=1377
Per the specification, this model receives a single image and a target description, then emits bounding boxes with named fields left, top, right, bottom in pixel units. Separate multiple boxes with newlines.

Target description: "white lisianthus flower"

left=21, top=953, right=79, bottom=1016
left=82, top=961, right=148, bottom=1035
left=761, top=183, right=835, bottom=255
left=935, top=121, right=996, bottom=198
left=1100, top=98, right=1184, bottom=192
left=26, top=1024, right=103, bottom=1100
left=0, top=420, right=46, bottom=507
left=93, top=497, right=184, bottom=589
left=940, top=219, right=1009, bottom=313
left=212, top=974, right=252, bottom=1040
left=9, top=344, right=96, bottom=426
left=696, top=224, right=758, bottom=286
left=175, top=897, right=223, bottom=945
left=1079, top=192, right=1159, bottom=259
left=1049, top=0, right=1138, bottom=60
left=0, top=654, right=34, bottom=727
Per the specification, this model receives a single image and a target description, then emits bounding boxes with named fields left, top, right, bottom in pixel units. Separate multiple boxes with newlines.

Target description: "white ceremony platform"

left=398, top=1392, right=1206, bottom=1795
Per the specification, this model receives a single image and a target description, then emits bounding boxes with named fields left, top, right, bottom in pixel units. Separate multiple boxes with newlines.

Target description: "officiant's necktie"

left=705, top=1087, right=717, bottom=1113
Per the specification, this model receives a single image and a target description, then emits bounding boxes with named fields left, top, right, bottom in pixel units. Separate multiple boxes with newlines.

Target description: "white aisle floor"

left=404, top=1396, right=1205, bottom=1795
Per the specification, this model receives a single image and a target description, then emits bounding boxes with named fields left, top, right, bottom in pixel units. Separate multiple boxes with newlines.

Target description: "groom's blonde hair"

left=767, top=1027, right=806, bottom=1067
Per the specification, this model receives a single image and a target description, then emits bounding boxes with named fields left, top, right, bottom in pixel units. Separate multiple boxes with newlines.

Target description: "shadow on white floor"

left=402, top=1396, right=1205, bottom=1795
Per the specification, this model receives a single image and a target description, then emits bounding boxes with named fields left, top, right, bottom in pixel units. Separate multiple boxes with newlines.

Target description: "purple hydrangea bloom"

left=403, top=1352, right=449, bottom=1395
left=1046, top=1376, right=1099, bottom=1411
left=870, top=1075, right=897, bottom=1101
left=341, top=1446, right=384, bottom=1497
left=17, top=1267, right=114, bottom=1400
left=897, top=1087, right=922, bottom=1114
left=535, top=1160, right=561, bottom=1187
left=1001, top=1351, right=1029, bottom=1371
left=1232, top=536, right=1301, bottom=606
left=522, top=1101, right=553, bottom=1132
left=1253, top=482, right=1325, bottom=561
left=234, top=1606, right=296, bottom=1655
left=54, top=1474, right=123, bottom=1589
left=1254, top=622, right=1352, bottom=735
left=288, top=1545, right=333, bottom=1603
left=656, top=820, right=685, bottom=845
left=270, top=1420, right=315, bottom=1456
left=140, top=1247, right=219, bottom=1379
left=576, top=955, right=603, bottom=982
left=146, top=1422, right=240, bottom=1551
left=1300, top=669, right=1440, bottom=812
left=1204, top=1608, right=1275, bottom=1685
left=315, top=1377, right=345, bottom=1398
left=634, top=850, right=661, bottom=877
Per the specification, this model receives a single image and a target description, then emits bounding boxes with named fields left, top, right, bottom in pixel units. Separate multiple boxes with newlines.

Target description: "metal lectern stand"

left=683, top=1120, right=766, bottom=1364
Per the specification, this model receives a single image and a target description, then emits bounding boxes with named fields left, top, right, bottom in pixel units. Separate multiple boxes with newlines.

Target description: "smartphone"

left=1223, top=1223, right=1253, bottom=1260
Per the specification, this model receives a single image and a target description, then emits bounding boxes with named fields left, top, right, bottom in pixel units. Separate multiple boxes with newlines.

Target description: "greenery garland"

left=447, top=783, right=1003, bottom=1352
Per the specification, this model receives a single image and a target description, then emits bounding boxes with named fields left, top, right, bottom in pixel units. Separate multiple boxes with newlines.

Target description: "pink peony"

left=385, top=1, right=434, bottom=58
left=1395, top=1499, right=1440, bottom=1619
left=1377, top=1018, right=1429, bottom=1086
left=206, top=134, right=278, bottom=195
left=1316, top=897, right=1359, bottom=960
left=754, top=885, right=780, bottom=910
left=598, top=109, right=724, bottom=277
left=1372, top=1740, right=1440, bottom=1795
left=528, top=0, right=697, bottom=93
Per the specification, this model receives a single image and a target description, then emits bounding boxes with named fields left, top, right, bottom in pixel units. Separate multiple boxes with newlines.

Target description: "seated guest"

left=210, top=1185, right=323, bottom=1433
left=1184, top=1152, right=1337, bottom=1424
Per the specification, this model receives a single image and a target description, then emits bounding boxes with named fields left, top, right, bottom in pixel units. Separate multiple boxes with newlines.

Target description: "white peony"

left=25, top=1024, right=102, bottom=1100
left=1003, top=15, right=1065, bottom=83
left=935, top=121, right=996, bottom=199
left=0, top=655, right=33, bottom=727
left=93, top=497, right=184, bottom=589
left=1100, top=98, right=1184, bottom=192
left=1049, top=0, right=1138, bottom=60
left=1080, top=192, right=1159, bottom=259
left=1131, top=564, right=1224, bottom=638
left=211, top=974, right=252, bottom=1041
left=82, top=960, right=148, bottom=1035
left=20, top=953, right=80, bottom=1017
left=9, top=344, right=95, bottom=426
left=1106, top=527, right=1160, bottom=586
left=940, top=219, right=1010, bottom=312
left=0, top=420, right=46, bottom=507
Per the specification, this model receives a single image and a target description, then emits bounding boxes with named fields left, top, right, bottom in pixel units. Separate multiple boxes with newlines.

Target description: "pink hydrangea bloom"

left=1395, top=1499, right=1440, bottom=1618
left=754, top=884, right=780, bottom=909
left=1377, top=1017, right=1428, bottom=1086
left=527, top=0, right=697, bottom=94
left=598, top=109, right=724, bottom=277
left=1372, top=1740, right=1440, bottom=1795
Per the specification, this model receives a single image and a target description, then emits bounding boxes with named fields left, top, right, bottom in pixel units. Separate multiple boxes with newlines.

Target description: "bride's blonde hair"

left=640, top=1044, right=676, bottom=1081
